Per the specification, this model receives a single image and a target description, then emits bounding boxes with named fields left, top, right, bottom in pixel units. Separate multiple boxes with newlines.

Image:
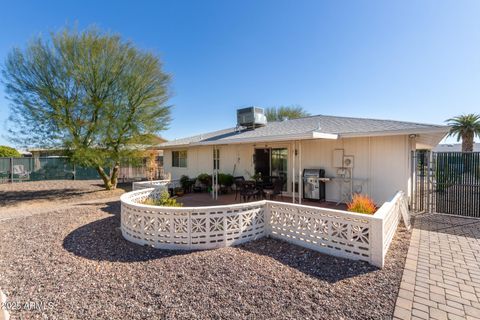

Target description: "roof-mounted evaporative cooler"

left=237, top=107, right=267, bottom=129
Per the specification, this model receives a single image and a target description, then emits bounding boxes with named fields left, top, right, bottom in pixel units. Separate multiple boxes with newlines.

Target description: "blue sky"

left=1, top=0, right=479, bottom=147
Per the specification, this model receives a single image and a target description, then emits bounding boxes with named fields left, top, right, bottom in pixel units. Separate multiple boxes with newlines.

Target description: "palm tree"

left=446, top=114, right=480, bottom=152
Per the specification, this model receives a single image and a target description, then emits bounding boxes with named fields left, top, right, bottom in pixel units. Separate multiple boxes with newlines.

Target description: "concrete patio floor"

left=176, top=192, right=348, bottom=210
left=394, top=213, right=480, bottom=320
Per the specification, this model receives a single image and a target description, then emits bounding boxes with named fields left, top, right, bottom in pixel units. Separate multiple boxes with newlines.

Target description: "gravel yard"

left=0, top=180, right=129, bottom=209
left=0, top=199, right=411, bottom=319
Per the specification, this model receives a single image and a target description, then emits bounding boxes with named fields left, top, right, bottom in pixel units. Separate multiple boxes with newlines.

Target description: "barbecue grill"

left=303, top=169, right=326, bottom=201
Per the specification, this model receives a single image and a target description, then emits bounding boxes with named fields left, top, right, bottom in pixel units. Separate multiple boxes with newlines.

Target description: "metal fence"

left=0, top=157, right=165, bottom=183
left=411, top=151, right=480, bottom=217
left=0, top=157, right=97, bottom=183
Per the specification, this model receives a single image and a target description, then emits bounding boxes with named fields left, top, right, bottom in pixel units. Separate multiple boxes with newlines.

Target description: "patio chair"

left=261, top=176, right=274, bottom=190
left=263, top=177, right=284, bottom=201
left=239, top=181, right=260, bottom=202
left=192, top=179, right=204, bottom=193
left=233, top=176, right=246, bottom=200
left=12, top=165, right=30, bottom=181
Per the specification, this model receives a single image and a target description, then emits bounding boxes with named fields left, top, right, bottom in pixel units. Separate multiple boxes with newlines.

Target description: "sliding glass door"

left=271, top=148, right=288, bottom=190
left=254, top=147, right=288, bottom=191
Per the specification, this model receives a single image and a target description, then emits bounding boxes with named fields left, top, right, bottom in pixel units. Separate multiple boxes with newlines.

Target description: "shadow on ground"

left=63, top=201, right=189, bottom=263
left=239, top=237, right=377, bottom=283
left=0, top=182, right=131, bottom=207
left=413, top=213, right=480, bottom=239
left=63, top=200, right=375, bottom=282
left=0, top=189, right=98, bottom=206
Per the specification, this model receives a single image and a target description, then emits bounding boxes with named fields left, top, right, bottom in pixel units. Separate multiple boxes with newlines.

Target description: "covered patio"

left=176, top=191, right=348, bottom=210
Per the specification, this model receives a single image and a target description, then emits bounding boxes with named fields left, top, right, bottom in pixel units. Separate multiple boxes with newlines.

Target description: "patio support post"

left=292, top=142, right=295, bottom=203
left=212, top=146, right=214, bottom=200
left=212, top=146, right=215, bottom=200
left=212, top=145, right=218, bottom=200
left=298, top=141, right=302, bottom=204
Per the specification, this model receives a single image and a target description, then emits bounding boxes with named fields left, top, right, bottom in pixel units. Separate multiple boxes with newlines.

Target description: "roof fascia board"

left=312, top=132, right=339, bottom=139
left=190, top=131, right=340, bottom=146
left=340, top=127, right=450, bottom=138
left=189, top=133, right=315, bottom=146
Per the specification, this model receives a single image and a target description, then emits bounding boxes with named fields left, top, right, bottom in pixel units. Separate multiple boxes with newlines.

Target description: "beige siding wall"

left=163, top=135, right=413, bottom=204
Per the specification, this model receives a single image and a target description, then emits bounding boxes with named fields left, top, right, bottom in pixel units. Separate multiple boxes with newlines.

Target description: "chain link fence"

left=0, top=157, right=164, bottom=183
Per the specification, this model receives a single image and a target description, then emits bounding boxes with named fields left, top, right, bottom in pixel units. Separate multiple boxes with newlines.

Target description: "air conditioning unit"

left=343, top=155, right=354, bottom=168
left=237, top=107, right=267, bottom=129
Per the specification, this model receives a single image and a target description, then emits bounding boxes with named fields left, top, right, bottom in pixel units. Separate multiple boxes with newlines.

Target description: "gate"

left=411, top=151, right=480, bottom=217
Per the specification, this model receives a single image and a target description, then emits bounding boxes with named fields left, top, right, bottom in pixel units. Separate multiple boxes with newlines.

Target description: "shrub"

left=218, top=173, right=234, bottom=187
left=196, top=173, right=212, bottom=186
left=0, top=145, right=21, bottom=157
left=180, top=175, right=192, bottom=190
left=347, top=194, right=376, bottom=214
left=143, top=190, right=183, bottom=207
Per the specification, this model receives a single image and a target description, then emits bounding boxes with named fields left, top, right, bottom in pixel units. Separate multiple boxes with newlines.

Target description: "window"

left=213, top=148, right=220, bottom=170
left=172, top=150, right=187, bottom=168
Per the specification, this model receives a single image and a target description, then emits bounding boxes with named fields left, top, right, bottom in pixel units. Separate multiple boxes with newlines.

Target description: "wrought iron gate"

left=411, top=151, right=480, bottom=217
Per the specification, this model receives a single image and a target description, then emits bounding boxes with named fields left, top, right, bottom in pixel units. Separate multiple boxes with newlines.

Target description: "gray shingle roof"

left=160, top=114, right=448, bottom=147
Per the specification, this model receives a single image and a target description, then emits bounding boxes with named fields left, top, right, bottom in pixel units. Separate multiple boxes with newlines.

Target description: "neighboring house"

left=159, top=109, right=449, bottom=204
left=28, top=148, right=65, bottom=158
left=433, top=143, right=480, bottom=152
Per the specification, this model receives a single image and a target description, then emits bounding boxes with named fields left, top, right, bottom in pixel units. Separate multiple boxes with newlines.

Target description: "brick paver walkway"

left=394, top=213, right=480, bottom=320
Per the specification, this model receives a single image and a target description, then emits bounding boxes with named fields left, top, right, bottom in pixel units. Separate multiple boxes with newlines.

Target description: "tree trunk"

left=110, top=162, right=121, bottom=190
left=96, top=166, right=113, bottom=190
left=462, top=132, right=474, bottom=152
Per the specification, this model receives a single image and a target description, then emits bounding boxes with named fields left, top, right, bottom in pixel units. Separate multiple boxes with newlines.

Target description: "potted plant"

left=196, top=173, right=212, bottom=191
left=180, top=175, right=192, bottom=193
left=251, top=172, right=262, bottom=182
left=174, top=187, right=184, bottom=197
left=218, top=173, right=234, bottom=194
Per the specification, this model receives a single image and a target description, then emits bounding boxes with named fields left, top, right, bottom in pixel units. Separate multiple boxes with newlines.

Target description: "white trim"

left=162, top=132, right=338, bottom=148
left=292, top=141, right=295, bottom=203
left=298, top=141, right=302, bottom=204
left=312, top=132, right=339, bottom=139
left=340, top=127, right=449, bottom=138
left=190, top=132, right=333, bottom=146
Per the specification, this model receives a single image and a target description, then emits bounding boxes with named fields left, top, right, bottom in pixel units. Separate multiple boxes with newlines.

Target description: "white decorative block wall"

left=121, top=183, right=408, bottom=268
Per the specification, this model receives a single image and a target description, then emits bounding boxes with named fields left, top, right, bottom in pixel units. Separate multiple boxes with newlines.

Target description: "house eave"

left=339, top=127, right=450, bottom=139
left=188, top=132, right=339, bottom=146
left=158, top=126, right=450, bottom=149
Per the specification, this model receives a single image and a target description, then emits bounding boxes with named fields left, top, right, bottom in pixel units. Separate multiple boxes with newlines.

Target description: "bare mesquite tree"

left=2, top=28, right=171, bottom=189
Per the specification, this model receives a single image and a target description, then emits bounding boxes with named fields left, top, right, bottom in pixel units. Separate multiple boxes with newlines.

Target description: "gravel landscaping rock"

left=0, top=201, right=410, bottom=319
left=0, top=180, right=129, bottom=209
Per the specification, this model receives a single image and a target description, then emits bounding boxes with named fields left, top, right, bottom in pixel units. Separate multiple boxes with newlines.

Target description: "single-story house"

left=159, top=109, right=449, bottom=204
